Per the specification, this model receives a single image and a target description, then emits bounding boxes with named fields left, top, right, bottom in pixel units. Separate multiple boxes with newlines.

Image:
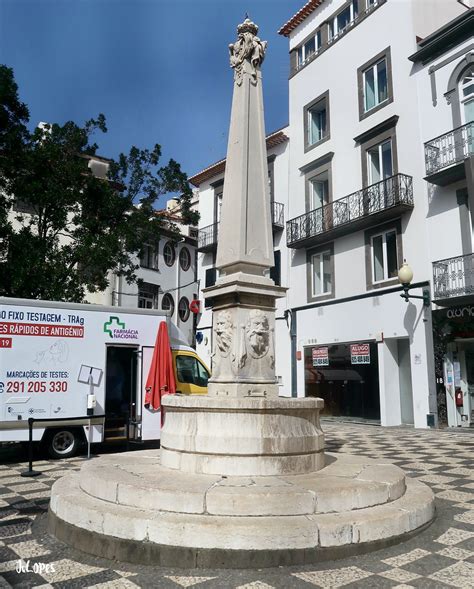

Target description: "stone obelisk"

left=48, top=20, right=435, bottom=567
left=204, top=18, right=286, bottom=399
left=159, top=19, right=325, bottom=477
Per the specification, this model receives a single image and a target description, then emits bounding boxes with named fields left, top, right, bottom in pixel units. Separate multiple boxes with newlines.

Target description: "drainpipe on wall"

left=286, top=309, right=298, bottom=398
left=176, top=243, right=181, bottom=331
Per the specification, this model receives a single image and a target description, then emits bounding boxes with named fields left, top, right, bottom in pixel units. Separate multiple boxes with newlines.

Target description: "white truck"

left=0, top=297, right=210, bottom=458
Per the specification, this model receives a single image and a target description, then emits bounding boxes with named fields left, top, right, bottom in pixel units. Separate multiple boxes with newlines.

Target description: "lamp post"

left=398, top=261, right=431, bottom=307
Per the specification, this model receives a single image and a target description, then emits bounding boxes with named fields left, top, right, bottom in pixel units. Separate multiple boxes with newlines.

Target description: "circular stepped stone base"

left=48, top=450, right=435, bottom=568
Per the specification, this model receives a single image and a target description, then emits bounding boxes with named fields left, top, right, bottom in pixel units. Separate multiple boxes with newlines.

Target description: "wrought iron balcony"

left=272, top=201, right=284, bottom=230
left=433, top=253, right=474, bottom=304
left=198, top=203, right=283, bottom=252
left=197, top=222, right=219, bottom=252
left=286, top=173, right=413, bottom=249
left=424, top=122, right=473, bottom=186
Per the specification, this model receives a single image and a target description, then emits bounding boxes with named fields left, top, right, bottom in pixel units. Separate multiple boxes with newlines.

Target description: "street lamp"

left=398, top=261, right=431, bottom=307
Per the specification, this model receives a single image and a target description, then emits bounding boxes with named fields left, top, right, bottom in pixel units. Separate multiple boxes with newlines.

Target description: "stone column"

left=203, top=18, right=286, bottom=399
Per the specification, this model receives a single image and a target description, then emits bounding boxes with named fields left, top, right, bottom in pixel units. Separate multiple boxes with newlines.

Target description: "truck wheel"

left=45, top=429, right=82, bottom=459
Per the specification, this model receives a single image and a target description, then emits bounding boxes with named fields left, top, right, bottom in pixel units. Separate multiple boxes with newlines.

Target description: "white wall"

left=410, top=0, right=466, bottom=41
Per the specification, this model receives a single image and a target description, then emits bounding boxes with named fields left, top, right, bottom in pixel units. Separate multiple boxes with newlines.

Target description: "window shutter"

left=270, top=250, right=281, bottom=286
left=205, top=267, right=217, bottom=287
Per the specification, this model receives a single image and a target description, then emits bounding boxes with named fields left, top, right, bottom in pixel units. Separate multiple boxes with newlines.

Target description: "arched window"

left=161, top=293, right=175, bottom=316
left=460, top=66, right=474, bottom=125
left=163, top=241, right=176, bottom=267
left=178, top=297, right=190, bottom=322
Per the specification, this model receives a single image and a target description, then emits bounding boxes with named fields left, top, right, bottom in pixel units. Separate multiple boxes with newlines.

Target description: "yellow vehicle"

left=172, top=348, right=210, bottom=395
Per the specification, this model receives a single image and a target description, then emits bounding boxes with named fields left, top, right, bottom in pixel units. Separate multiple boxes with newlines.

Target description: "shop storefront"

left=433, top=304, right=474, bottom=428
left=304, top=342, right=380, bottom=421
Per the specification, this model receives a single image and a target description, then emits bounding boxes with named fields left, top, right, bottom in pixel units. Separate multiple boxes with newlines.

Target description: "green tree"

left=0, top=65, right=198, bottom=302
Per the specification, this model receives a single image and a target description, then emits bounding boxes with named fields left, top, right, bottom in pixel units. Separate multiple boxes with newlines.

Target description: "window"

left=175, top=355, right=209, bottom=388
left=178, top=296, right=190, bottom=322
left=311, top=250, right=332, bottom=297
left=358, top=48, right=392, bottom=120
left=161, top=293, right=175, bottom=316
left=367, top=139, right=393, bottom=184
left=363, top=58, right=387, bottom=112
left=163, top=241, right=176, bottom=266
left=365, top=221, right=402, bottom=289
left=460, top=67, right=474, bottom=124
left=268, top=156, right=275, bottom=202
left=205, top=267, right=217, bottom=287
left=138, top=282, right=159, bottom=309
left=329, top=0, right=358, bottom=41
left=140, top=243, right=159, bottom=270
left=304, top=91, right=330, bottom=151
left=308, top=102, right=327, bottom=145
left=270, top=250, right=281, bottom=286
left=213, top=183, right=224, bottom=224
left=297, top=31, right=321, bottom=68
left=304, top=155, right=333, bottom=234
left=371, top=229, right=398, bottom=283
left=179, top=246, right=191, bottom=271
left=309, top=172, right=329, bottom=210
left=359, top=123, right=398, bottom=190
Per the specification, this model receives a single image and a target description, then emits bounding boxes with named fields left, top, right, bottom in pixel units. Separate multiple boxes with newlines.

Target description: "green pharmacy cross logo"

left=103, top=316, right=125, bottom=339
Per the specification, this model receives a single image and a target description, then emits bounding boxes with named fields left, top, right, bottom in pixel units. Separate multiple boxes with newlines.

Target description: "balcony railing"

left=424, top=121, right=473, bottom=180
left=197, top=222, right=219, bottom=252
left=433, top=253, right=474, bottom=302
left=287, top=173, right=413, bottom=248
left=272, top=201, right=284, bottom=229
left=199, top=203, right=284, bottom=251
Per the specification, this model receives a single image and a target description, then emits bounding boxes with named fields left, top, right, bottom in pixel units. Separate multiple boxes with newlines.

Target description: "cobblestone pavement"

left=1, top=422, right=474, bottom=588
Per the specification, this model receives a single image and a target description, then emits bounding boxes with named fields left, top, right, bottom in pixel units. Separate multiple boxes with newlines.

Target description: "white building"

left=408, top=8, right=474, bottom=427
left=194, top=0, right=472, bottom=428
left=81, top=157, right=199, bottom=346
left=88, top=197, right=199, bottom=347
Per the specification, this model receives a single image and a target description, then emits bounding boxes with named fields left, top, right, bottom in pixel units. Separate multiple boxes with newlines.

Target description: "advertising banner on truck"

left=0, top=302, right=162, bottom=424
left=0, top=308, right=88, bottom=420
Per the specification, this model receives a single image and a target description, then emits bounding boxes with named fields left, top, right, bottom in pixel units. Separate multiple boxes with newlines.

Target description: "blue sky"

left=0, top=0, right=303, bottom=188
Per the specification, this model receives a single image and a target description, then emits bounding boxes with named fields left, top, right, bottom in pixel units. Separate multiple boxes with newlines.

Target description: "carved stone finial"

left=237, top=17, right=258, bottom=36
left=228, top=18, right=267, bottom=85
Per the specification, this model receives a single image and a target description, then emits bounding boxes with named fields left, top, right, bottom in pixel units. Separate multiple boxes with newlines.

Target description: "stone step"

left=50, top=473, right=434, bottom=555
left=78, top=451, right=405, bottom=516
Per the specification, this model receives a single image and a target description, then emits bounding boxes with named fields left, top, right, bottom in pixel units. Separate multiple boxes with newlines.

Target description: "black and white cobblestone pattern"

left=0, top=423, right=473, bottom=588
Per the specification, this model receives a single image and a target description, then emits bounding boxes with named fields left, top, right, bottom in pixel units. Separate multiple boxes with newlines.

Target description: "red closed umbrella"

left=144, top=321, right=176, bottom=413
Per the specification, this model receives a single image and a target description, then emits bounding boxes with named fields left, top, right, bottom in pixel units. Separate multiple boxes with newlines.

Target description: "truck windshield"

left=176, top=355, right=209, bottom=388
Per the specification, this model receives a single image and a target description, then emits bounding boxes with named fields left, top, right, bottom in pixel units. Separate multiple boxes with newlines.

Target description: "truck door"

left=174, top=351, right=210, bottom=395
left=104, top=345, right=139, bottom=442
